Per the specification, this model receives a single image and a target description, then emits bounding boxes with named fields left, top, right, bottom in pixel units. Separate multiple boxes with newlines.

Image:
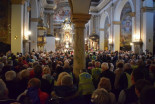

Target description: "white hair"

left=101, top=62, right=109, bottom=71
left=5, top=71, right=16, bottom=81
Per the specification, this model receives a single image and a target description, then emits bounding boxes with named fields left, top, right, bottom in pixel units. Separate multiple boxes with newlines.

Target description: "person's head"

left=19, top=69, right=30, bottom=80
left=32, top=61, right=39, bottom=68
left=0, top=79, right=8, bottom=99
left=5, top=70, right=16, bottom=81
left=28, top=78, right=41, bottom=89
left=139, top=86, right=155, bottom=104
left=116, top=62, right=124, bottom=69
left=95, top=61, right=101, bottom=68
left=61, top=75, right=73, bottom=87
left=135, top=79, right=152, bottom=97
left=43, top=67, right=51, bottom=75
left=34, top=65, right=42, bottom=77
left=124, top=63, right=132, bottom=71
left=7, top=60, right=13, bottom=66
left=131, top=69, right=144, bottom=85
left=91, top=88, right=111, bottom=104
left=98, top=77, right=111, bottom=92
left=101, top=62, right=109, bottom=71
left=56, top=72, right=70, bottom=86
left=88, top=62, right=93, bottom=67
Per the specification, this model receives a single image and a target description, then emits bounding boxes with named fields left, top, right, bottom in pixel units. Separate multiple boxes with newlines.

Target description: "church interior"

left=0, top=0, right=155, bottom=104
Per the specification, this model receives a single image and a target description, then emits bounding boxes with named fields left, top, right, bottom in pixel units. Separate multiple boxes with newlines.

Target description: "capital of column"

left=129, top=12, right=136, bottom=17
left=141, top=7, right=155, bottom=12
left=71, top=14, right=91, bottom=28
left=112, top=21, right=121, bottom=25
left=11, top=0, right=25, bottom=5
left=99, top=28, right=104, bottom=31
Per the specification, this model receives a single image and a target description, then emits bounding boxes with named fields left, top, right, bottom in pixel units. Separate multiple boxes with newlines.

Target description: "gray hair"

left=5, top=71, right=16, bottom=81
left=0, top=79, right=8, bottom=99
left=101, top=62, right=109, bottom=71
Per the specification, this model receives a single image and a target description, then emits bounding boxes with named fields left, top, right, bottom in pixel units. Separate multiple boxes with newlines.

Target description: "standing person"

left=99, top=62, right=115, bottom=91
left=118, top=69, right=145, bottom=104
left=0, top=79, right=19, bottom=104
left=78, top=69, right=95, bottom=103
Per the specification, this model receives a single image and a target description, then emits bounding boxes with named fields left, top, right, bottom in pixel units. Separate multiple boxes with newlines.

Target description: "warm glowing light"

left=65, top=44, right=69, bottom=48
left=25, top=31, right=31, bottom=36
left=130, top=42, right=133, bottom=46
left=133, top=34, right=140, bottom=42
left=108, top=38, right=112, bottom=44
left=24, top=30, right=31, bottom=40
left=55, top=38, right=60, bottom=41
left=85, top=38, right=87, bottom=41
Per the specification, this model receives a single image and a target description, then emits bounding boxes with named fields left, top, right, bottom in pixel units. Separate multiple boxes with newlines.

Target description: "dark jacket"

left=99, top=70, right=115, bottom=90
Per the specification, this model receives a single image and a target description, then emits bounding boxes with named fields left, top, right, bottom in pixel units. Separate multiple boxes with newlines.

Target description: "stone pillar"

left=99, top=29, right=104, bottom=50
left=142, top=0, right=154, bottom=53
left=113, top=21, right=121, bottom=51
left=11, top=0, right=25, bottom=54
left=71, top=14, right=91, bottom=78
left=89, top=16, right=94, bottom=35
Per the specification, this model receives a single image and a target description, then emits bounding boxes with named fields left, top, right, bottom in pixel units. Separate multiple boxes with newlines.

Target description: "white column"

left=89, top=16, right=94, bottom=35
left=11, top=3, right=24, bottom=54
left=30, top=22, right=38, bottom=51
left=132, top=16, right=135, bottom=52
left=100, top=31, right=104, bottom=50
left=142, top=0, right=154, bottom=53
left=113, top=23, right=120, bottom=51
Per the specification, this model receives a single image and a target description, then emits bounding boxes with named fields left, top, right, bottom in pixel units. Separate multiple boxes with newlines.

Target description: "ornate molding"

left=112, top=21, right=121, bottom=25
left=141, top=7, right=155, bottom=12
left=71, top=14, right=91, bottom=27
left=11, top=0, right=25, bottom=5
left=129, top=12, right=136, bottom=17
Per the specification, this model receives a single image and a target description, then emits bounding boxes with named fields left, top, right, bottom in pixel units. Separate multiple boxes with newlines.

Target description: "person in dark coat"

left=51, top=75, right=86, bottom=104
left=99, top=62, right=115, bottom=91
left=118, top=69, right=145, bottom=104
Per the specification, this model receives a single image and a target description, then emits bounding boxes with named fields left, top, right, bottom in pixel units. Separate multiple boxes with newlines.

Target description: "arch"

left=113, top=0, right=135, bottom=51
left=100, top=11, right=110, bottom=29
left=114, top=0, right=134, bottom=21
left=99, top=11, right=110, bottom=50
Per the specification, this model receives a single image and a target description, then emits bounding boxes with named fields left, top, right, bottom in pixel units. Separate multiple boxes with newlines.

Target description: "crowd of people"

left=0, top=50, right=155, bottom=104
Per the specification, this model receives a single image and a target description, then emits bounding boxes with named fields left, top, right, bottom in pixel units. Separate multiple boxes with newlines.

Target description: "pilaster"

left=11, top=1, right=24, bottom=54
